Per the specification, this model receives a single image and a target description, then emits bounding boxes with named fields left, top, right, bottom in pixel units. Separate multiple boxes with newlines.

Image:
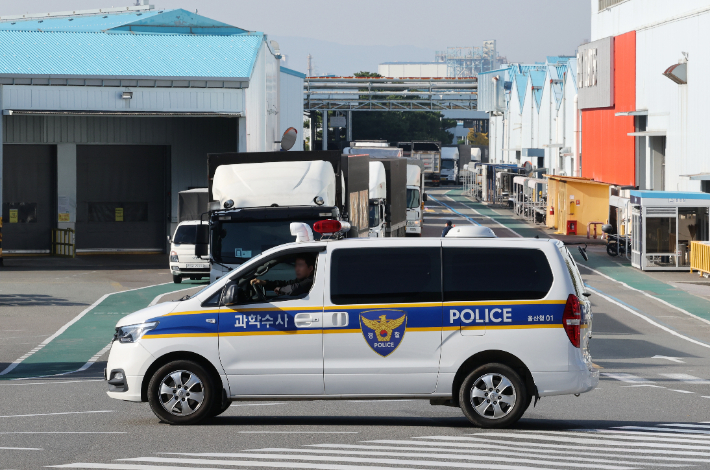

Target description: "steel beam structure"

left=304, top=77, right=477, bottom=112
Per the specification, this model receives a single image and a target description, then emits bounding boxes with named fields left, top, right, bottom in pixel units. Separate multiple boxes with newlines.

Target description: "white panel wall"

left=377, top=63, right=449, bottom=78
left=279, top=70, right=304, bottom=151
left=2, top=86, right=244, bottom=113
left=592, top=0, right=710, bottom=41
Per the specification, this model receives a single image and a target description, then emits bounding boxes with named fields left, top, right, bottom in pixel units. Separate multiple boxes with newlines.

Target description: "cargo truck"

left=168, top=188, right=210, bottom=283
left=379, top=158, right=407, bottom=237
left=368, top=161, right=387, bottom=238
left=405, top=159, right=425, bottom=236
left=397, top=141, right=442, bottom=187
left=198, top=151, right=369, bottom=281
left=440, top=147, right=460, bottom=185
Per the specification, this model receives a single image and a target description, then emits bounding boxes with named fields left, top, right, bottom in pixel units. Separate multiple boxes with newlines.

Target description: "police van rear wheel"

left=459, top=363, right=527, bottom=428
left=147, top=360, right=216, bottom=425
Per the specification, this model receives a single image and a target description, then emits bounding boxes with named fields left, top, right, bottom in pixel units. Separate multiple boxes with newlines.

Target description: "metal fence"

left=691, top=241, right=710, bottom=277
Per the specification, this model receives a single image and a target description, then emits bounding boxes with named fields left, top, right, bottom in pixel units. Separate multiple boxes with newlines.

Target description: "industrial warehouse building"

left=0, top=4, right=304, bottom=254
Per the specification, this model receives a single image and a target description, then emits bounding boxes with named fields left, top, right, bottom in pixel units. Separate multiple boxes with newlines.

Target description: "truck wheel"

left=147, top=360, right=216, bottom=425
left=459, top=363, right=527, bottom=429
left=172, top=274, right=182, bottom=284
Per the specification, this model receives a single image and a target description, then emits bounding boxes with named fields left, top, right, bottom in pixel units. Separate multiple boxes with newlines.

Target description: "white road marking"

left=660, top=373, right=710, bottom=384
left=238, top=431, right=358, bottom=434
left=0, top=379, right=105, bottom=386
left=614, top=426, right=710, bottom=435
left=230, top=403, right=285, bottom=407
left=578, top=263, right=710, bottom=328
left=311, top=442, right=709, bottom=464
left=659, top=423, right=710, bottom=429
left=246, top=447, right=665, bottom=469
left=372, top=438, right=710, bottom=457
left=0, top=446, right=42, bottom=450
left=585, top=286, right=710, bottom=350
left=602, top=373, right=653, bottom=383
left=0, top=410, right=113, bottom=419
left=132, top=454, right=579, bottom=470
left=670, top=389, right=695, bottom=394
left=620, top=384, right=666, bottom=388
left=52, top=461, right=476, bottom=470
left=443, top=194, right=523, bottom=237
left=652, top=355, right=685, bottom=363
left=416, top=434, right=710, bottom=451
left=0, top=282, right=172, bottom=377
left=515, top=428, right=710, bottom=444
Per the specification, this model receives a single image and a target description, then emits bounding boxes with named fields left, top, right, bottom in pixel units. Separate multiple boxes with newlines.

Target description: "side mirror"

left=194, top=224, right=209, bottom=259
left=166, top=235, right=172, bottom=243
left=578, top=246, right=589, bottom=262
left=423, top=193, right=428, bottom=202
left=222, top=284, right=238, bottom=306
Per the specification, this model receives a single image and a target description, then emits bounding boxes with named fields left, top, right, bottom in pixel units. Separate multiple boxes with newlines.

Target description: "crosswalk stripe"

left=309, top=443, right=709, bottom=464
left=513, top=429, right=710, bottom=444
left=602, top=373, right=653, bottom=383
left=450, top=432, right=710, bottom=450
left=246, top=446, right=681, bottom=468
left=659, top=373, right=710, bottom=384
left=659, top=423, right=710, bottom=429
left=599, top=429, right=710, bottom=439
left=613, top=426, right=710, bottom=435
left=137, top=454, right=580, bottom=470
left=51, top=461, right=442, bottom=470
left=370, top=439, right=710, bottom=458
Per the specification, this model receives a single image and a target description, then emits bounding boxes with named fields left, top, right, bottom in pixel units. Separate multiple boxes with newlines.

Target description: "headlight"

left=114, top=322, right=158, bottom=344
left=170, top=251, right=178, bottom=262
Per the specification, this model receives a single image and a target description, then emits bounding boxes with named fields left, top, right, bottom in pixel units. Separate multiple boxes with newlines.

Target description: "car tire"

left=210, top=395, right=232, bottom=418
left=172, top=274, right=182, bottom=284
left=147, top=360, right=216, bottom=425
left=459, top=363, right=527, bottom=429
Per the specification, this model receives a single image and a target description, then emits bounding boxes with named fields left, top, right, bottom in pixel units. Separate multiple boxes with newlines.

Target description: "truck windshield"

left=369, top=203, right=380, bottom=227
left=441, top=159, right=455, bottom=170
left=212, top=220, right=320, bottom=264
left=173, top=225, right=197, bottom=244
left=406, top=189, right=420, bottom=209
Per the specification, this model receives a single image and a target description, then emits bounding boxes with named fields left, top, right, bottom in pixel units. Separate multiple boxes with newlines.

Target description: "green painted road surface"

left=445, top=189, right=710, bottom=322
left=0, top=281, right=204, bottom=380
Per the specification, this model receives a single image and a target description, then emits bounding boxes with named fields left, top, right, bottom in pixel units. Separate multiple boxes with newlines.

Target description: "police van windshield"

left=406, top=188, right=420, bottom=209
left=212, top=220, right=320, bottom=264
left=441, top=159, right=455, bottom=170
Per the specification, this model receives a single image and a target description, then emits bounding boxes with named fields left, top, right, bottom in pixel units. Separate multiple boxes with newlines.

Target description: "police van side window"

left=330, top=248, right=441, bottom=305
left=443, top=248, right=553, bottom=301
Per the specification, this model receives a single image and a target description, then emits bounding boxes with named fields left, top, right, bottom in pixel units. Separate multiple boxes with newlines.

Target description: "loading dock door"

left=1, top=145, right=56, bottom=252
left=76, top=145, right=169, bottom=251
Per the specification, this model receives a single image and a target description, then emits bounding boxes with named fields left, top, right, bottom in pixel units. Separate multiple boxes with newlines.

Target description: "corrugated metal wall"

left=3, top=115, right=238, bottom=223
left=279, top=70, right=304, bottom=151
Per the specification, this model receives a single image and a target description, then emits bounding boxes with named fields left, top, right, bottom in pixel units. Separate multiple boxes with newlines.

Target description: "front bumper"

left=406, top=226, right=422, bottom=234
left=105, top=341, right=155, bottom=402
left=170, top=265, right=210, bottom=276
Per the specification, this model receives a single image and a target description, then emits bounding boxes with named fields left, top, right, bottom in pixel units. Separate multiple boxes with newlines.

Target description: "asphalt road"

left=2, top=187, right=710, bottom=470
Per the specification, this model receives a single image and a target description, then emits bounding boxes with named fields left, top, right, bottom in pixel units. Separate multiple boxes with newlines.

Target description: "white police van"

left=106, top=221, right=597, bottom=428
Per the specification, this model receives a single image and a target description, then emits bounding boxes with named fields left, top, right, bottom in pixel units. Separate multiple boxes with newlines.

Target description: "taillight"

left=562, top=293, right=581, bottom=348
left=313, top=219, right=342, bottom=234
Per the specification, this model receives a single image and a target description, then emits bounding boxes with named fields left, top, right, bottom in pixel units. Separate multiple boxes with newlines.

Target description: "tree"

left=467, top=130, right=489, bottom=146
left=350, top=72, right=455, bottom=144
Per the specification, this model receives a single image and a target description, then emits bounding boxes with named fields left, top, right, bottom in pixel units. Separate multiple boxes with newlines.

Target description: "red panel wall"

left=581, top=31, right=636, bottom=186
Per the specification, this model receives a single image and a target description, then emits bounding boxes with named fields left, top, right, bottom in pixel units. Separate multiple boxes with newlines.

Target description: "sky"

left=1, top=0, right=592, bottom=75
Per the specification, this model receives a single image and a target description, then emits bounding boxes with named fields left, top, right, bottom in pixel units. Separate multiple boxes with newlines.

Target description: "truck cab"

left=441, top=147, right=460, bottom=185
left=406, top=160, right=425, bottom=236
left=368, top=161, right=387, bottom=238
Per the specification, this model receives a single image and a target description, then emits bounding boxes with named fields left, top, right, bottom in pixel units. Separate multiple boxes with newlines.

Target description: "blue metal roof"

left=630, top=190, right=710, bottom=200
left=280, top=66, right=306, bottom=79
left=0, top=9, right=248, bottom=35
left=0, top=30, right=263, bottom=79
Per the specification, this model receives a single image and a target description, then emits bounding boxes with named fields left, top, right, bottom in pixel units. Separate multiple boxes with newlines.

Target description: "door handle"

left=294, top=313, right=313, bottom=328
left=331, top=312, right=349, bottom=327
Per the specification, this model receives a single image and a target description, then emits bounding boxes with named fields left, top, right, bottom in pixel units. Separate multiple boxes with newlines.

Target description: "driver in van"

left=250, top=254, right=315, bottom=296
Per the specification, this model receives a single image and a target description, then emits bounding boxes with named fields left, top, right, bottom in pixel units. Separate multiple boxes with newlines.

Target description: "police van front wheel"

left=459, top=363, right=527, bottom=428
left=147, top=360, right=216, bottom=425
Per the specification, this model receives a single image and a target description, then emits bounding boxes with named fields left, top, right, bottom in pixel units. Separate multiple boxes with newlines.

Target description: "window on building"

left=598, top=0, right=626, bottom=11
left=330, top=247, right=441, bottom=305
left=443, top=248, right=553, bottom=301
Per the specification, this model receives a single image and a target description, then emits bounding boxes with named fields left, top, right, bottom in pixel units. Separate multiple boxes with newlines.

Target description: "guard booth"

left=630, top=191, right=710, bottom=271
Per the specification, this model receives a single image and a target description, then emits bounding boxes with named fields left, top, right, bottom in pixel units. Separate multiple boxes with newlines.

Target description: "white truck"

left=406, top=160, right=425, bottom=236
left=441, top=147, right=460, bottom=185
left=168, top=188, right=210, bottom=283
left=200, top=151, right=369, bottom=282
left=368, top=161, right=387, bottom=238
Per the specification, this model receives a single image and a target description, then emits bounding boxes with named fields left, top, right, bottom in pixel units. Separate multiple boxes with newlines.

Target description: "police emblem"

left=359, top=309, right=407, bottom=357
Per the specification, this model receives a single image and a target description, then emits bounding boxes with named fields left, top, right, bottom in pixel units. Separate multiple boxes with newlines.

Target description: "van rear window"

left=330, top=248, right=441, bottom=305
left=443, top=248, right=553, bottom=301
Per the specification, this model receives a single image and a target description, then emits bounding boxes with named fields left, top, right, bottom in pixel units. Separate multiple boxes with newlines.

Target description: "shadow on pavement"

left=206, top=415, right=471, bottom=428
left=0, top=254, right=169, bottom=271
left=0, top=294, right=89, bottom=307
